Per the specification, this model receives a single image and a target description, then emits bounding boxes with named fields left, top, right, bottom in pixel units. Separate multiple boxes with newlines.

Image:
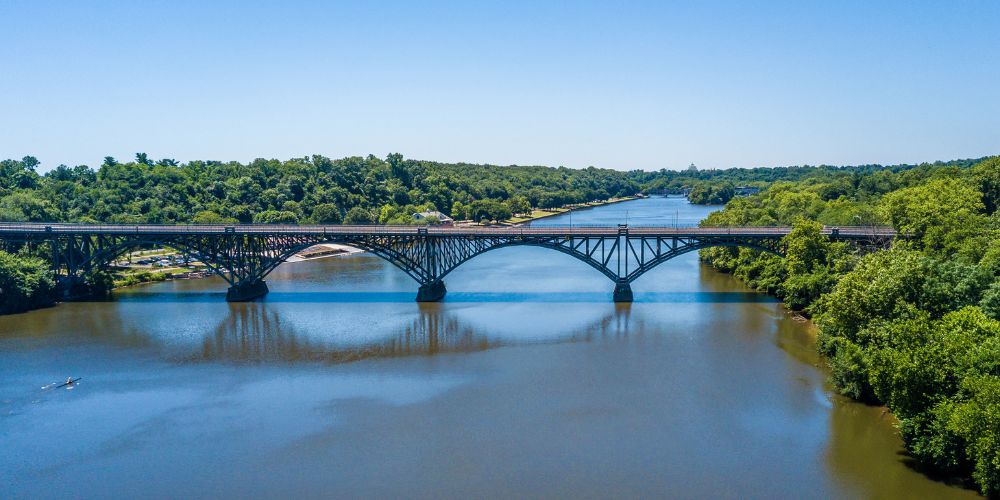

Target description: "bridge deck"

left=0, top=223, right=895, bottom=238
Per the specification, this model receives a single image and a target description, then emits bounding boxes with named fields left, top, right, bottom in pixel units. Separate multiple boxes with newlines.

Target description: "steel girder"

left=0, top=230, right=791, bottom=294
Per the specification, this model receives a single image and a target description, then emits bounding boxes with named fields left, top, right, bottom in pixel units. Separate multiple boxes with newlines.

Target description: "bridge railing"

left=0, top=222, right=898, bottom=237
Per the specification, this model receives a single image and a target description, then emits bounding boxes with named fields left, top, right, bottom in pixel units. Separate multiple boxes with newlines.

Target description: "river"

left=0, top=196, right=978, bottom=498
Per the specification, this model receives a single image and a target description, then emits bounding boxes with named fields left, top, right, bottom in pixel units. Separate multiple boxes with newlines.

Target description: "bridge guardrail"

left=0, top=222, right=898, bottom=238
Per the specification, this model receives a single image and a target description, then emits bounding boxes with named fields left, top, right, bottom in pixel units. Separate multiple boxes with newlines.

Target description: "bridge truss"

left=0, top=224, right=893, bottom=302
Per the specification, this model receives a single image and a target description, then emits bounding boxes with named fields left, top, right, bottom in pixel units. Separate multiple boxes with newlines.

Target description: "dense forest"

left=700, top=156, right=1000, bottom=495
left=1, top=154, right=987, bottom=227
left=0, top=153, right=640, bottom=226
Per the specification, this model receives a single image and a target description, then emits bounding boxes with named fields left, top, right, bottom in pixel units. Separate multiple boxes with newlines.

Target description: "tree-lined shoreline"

left=700, top=156, right=1000, bottom=495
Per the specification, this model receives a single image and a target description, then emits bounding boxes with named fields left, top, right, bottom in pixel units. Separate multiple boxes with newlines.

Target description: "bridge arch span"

left=434, top=240, right=620, bottom=282
left=260, top=237, right=430, bottom=284
left=58, top=236, right=236, bottom=287
left=239, top=237, right=623, bottom=302
left=622, top=240, right=784, bottom=283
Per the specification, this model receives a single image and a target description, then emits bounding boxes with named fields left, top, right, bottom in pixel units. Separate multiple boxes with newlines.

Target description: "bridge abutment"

left=613, top=281, right=633, bottom=303
left=226, top=281, right=269, bottom=302
left=416, top=280, right=447, bottom=302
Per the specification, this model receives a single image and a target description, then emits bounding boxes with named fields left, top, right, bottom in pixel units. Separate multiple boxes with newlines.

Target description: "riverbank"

left=504, top=196, right=641, bottom=225
left=696, top=205, right=996, bottom=495
left=111, top=244, right=365, bottom=290
left=285, top=243, right=364, bottom=263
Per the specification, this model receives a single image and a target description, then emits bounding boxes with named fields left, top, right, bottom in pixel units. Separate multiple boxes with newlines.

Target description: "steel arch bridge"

left=0, top=223, right=895, bottom=303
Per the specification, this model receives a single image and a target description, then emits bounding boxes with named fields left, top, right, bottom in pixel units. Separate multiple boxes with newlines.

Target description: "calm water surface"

left=0, top=197, right=978, bottom=498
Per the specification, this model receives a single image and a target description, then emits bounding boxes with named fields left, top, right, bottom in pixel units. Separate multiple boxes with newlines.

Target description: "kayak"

left=56, top=378, right=81, bottom=388
left=42, top=378, right=81, bottom=390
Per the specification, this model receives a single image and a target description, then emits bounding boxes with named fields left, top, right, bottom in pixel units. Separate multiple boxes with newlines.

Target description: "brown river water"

left=0, top=197, right=979, bottom=498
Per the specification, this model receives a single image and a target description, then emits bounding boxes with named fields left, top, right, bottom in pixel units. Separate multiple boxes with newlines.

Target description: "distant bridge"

left=0, top=224, right=895, bottom=302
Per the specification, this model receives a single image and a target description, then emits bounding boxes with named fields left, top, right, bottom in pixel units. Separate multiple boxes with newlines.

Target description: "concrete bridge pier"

left=416, top=280, right=447, bottom=302
left=56, top=275, right=112, bottom=301
left=226, top=281, right=269, bottom=302
left=613, top=281, right=633, bottom=303
left=56, top=275, right=87, bottom=300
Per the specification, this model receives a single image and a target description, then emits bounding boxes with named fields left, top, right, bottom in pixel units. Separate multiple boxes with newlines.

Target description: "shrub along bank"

left=0, top=250, right=57, bottom=314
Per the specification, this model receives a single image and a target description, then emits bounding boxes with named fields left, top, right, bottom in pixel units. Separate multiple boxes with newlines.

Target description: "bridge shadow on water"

left=114, top=290, right=777, bottom=304
left=181, top=300, right=662, bottom=364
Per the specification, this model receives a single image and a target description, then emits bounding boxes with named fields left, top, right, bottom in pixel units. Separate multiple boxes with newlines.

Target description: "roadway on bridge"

left=0, top=223, right=896, bottom=238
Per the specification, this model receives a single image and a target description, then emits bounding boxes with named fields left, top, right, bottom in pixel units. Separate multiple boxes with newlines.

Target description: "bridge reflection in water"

left=196, top=302, right=643, bottom=363
left=190, top=286, right=778, bottom=363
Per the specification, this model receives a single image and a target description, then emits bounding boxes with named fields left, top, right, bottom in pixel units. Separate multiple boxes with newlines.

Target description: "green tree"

left=0, top=251, right=56, bottom=314
left=252, top=210, right=298, bottom=224
left=506, top=195, right=531, bottom=216
left=950, top=376, right=1000, bottom=495
left=973, top=156, right=1000, bottom=214
left=310, top=203, right=342, bottom=224
left=191, top=210, right=238, bottom=224
left=343, top=206, right=374, bottom=225
left=880, top=178, right=987, bottom=258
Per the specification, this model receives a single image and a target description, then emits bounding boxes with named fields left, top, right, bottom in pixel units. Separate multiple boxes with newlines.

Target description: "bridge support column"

left=226, top=280, right=269, bottom=302
left=613, top=281, right=633, bottom=303
left=416, top=280, right=447, bottom=302
left=57, top=275, right=91, bottom=301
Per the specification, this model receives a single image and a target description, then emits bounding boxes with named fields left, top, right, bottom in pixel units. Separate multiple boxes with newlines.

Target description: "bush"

left=0, top=251, right=56, bottom=314
left=826, top=337, right=874, bottom=401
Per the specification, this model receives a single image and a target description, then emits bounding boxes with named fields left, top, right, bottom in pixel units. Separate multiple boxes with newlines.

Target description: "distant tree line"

left=633, top=158, right=987, bottom=205
left=3, top=153, right=990, bottom=224
left=0, top=153, right=640, bottom=226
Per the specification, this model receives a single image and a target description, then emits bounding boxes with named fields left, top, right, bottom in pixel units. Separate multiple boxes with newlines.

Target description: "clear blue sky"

left=2, top=0, right=998, bottom=171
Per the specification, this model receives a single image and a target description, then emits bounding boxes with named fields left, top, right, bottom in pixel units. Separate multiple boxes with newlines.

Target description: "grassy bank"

left=504, top=196, right=640, bottom=225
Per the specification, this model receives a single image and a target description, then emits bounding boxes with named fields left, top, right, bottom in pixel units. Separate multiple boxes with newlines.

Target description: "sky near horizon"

left=2, top=1, right=999, bottom=171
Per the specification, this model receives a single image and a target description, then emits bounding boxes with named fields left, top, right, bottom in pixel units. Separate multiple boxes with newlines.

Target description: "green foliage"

left=827, top=336, right=874, bottom=401
left=781, top=219, right=839, bottom=310
left=880, top=178, right=988, bottom=259
left=468, top=199, right=512, bottom=223
left=898, top=400, right=966, bottom=474
left=0, top=191, right=56, bottom=222
left=687, top=182, right=735, bottom=205
left=252, top=210, right=299, bottom=224
left=699, top=156, right=1000, bottom=494
left=0, top=251, right=56, bottom=314
left=343, top=206, right=374, bottom=225
left=114, top=271, right=168, bottom=288
left=506, top=195, right=531, bottom=216
left=191, top=210, right=238, bottom=224
left=973, top=156, right=1000, bottom=214
left=949, top=376, right=1000, bottom=495
left=0, top=153, right=644, bottom=226
left=310, top=203, right=342, bottom=224
left=979, top=282, right=1000, bottom=320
